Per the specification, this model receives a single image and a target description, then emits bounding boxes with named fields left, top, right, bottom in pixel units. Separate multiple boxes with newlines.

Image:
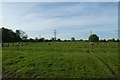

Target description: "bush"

left=89, top=34, right=99, bottom=42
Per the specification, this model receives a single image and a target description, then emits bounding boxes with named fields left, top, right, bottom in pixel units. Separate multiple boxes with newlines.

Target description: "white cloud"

left=2, top=2, right=118, bottom=39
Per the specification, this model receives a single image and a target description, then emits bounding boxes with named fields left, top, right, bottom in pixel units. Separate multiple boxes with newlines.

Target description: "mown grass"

left=2, top=42, right=119, bottom=78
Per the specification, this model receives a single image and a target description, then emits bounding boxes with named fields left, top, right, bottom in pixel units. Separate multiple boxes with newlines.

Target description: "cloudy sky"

left=2, top=2, right=118, bottom=40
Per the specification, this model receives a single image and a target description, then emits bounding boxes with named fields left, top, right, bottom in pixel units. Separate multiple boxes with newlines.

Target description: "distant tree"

left=2, top=27, right=21, bottom=42
left=71, top=37, right=75, bottom=41
left=22, top=35, right=28, bottom=40
left=116, top=39, right=120, bottom=42
left=100, top=39, right=106, bottom=42
left=68, top=40, right=71, bottom=42
left=107, top=38, right=116, bottom=42
left=15, top=30, right=22, bottom=42
left=39, top=37, right=45, bottom=42
left=103, top=39, right=106, bottom=42
left=16, top=30, right=20, bottom=37
left=35, top=37, right=39, bottom=42
left=80, top=39, right=83, bottom=41
left=17, top=30, right=28, bottom=40
left=89, top=34, right=99, bottom=42
left=84, top=40, right=88, bottom=42
left=29, top=38, right=34, bottom=42
left=44, top=39, right=49, bottom=42
left=1, top=27, right=29, bottom=43
left=57, top=38, right=61, bottom=42
left=64, top=40, right=67, bottom=42
left=107, top=39, right=112, bottom=42
left=51, top=37, right=55, bottom=41
left=112, top=38, right=115, bottom=42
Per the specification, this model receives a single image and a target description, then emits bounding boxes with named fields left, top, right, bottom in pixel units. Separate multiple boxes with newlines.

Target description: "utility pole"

left=90, top=30, right=92, bottom=35
left=54, top=30, right=56, bottom=41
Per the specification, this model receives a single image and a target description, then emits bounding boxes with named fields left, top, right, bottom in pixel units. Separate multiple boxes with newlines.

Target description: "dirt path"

left=90, top=52, right=120, bottom=80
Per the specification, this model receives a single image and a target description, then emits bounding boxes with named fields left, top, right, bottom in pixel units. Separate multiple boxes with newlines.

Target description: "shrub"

left=89, top=34, right=99, bottom=42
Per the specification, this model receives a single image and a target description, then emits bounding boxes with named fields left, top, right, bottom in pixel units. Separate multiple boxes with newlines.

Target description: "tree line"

left=1, top=27, right=28, bottom=43
left=0, top=27, right=120, bottom=43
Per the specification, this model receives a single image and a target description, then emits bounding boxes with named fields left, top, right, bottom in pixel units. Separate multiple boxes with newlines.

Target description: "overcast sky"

left=2, top=2, right=118, bottom=40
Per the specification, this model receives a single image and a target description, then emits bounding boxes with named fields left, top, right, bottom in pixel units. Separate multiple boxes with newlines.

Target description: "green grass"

left=2, top=42, right=119, bottom=78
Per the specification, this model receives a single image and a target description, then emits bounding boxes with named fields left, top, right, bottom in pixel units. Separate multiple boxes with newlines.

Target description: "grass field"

left=2, top=42, right=119, bottom=78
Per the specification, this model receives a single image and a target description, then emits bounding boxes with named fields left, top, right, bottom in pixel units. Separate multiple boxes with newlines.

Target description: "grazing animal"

left=16, top=42, right=21, bottom=46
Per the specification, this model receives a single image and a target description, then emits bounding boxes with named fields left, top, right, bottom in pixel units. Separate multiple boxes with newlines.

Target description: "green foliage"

left=1, top=27, right=118, bottom=43
left=1, top=27, right=29, bottom=42
left=39, top=38, right=45, bottom=42
left=51, top=37, right=55, bottom=41
left=57, top=38, right=61, bottom=42
left=1, top=27, right=22, bottom=42
left=71, top=37, right=75, bottom=41
left=89, top=34, right=99, bottom=42
left=107, top=38, right=117, bottom=42
left=17, top=30, right=28, bottom=40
